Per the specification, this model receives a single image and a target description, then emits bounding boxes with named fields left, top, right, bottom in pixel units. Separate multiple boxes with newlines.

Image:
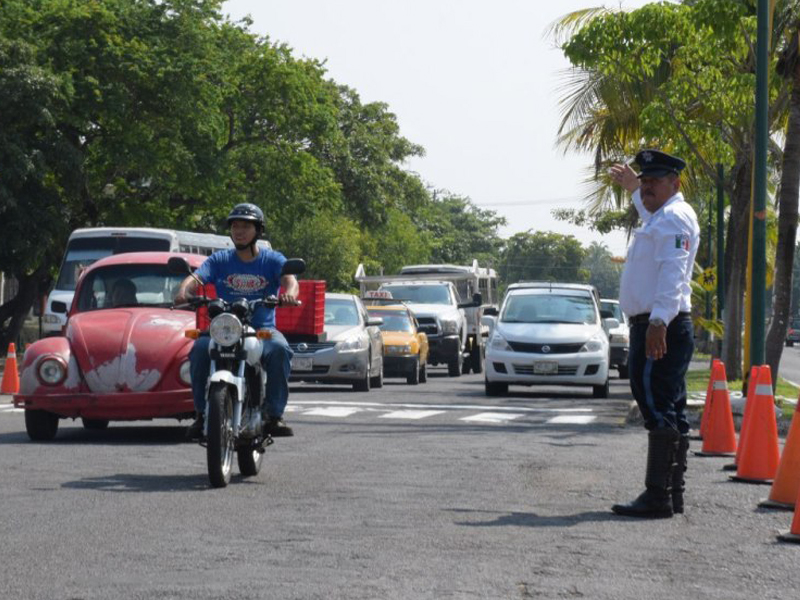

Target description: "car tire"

left=407, top=357, right=420, bottom=385
left=485, top=378, right=508, bottom=397
left=593, top=379, right=610, bottom=399
left=370, top=364, right=384, bottom=389
left=448, top=340, right=463, bottom=377
left=617, top=364, right=629, bottom=379
left=82, top=418, right=109, bottom=430
left=787, top=340, right=794, bottom=347
left=419, top=361, right=428, bottom=383
left=25, top=409, right=59, bottom=442
left=471, top=342, right=484, bottom=374
left=354, top=360, right=371, bottom=392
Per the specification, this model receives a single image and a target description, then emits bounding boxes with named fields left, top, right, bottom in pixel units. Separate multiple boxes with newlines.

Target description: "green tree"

left=498, top=231, right=588, bottom=287
left=581, top=242, right=622, bottom=299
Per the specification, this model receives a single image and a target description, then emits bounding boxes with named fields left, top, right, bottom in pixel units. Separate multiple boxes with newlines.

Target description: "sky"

left=223, top=0, right=654, bottom=258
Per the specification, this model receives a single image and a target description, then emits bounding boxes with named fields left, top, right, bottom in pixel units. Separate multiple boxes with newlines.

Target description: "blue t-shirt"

left=195, top=248, right=286, bottom=328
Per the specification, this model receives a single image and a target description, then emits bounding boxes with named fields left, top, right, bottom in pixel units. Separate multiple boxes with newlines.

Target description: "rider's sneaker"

left=265, top=416, right=294, bottom=437
left=185, top=415, right=204, bottom=440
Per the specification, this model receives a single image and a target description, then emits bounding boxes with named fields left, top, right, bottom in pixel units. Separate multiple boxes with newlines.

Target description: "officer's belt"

left=629, top=312, right=691, bottom=326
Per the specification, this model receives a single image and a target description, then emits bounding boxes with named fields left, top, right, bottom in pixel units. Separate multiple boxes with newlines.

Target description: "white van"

left=43, top=227, right=270, bottom=335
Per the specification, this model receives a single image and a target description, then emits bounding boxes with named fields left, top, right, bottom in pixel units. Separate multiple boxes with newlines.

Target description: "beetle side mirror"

left=282, top=258, right=306, bottom=276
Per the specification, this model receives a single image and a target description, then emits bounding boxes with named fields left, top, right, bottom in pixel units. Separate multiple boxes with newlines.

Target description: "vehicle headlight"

left=37, top=357, right=67, bottom=386
left=440, top=319, right=459, bottom=335
left=179, top=360, right=192, bottom=385
left=209, top=313, right=243, bottom=346
left=580, top=334, right=606, bottom=353
left=609, top=333, right=629, bottom=344
left=42, top=315, right=61, bottom=324
left=489, top=332, right=512, bottom=352
left=386, top=344, right=413, bottom=355
left=338, top=335, right=364, bottom=352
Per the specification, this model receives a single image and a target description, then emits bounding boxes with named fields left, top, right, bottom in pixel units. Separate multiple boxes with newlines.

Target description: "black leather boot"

left=612, top=428, right=679, bottom=518
left=672, top=434, right=690, bottom=514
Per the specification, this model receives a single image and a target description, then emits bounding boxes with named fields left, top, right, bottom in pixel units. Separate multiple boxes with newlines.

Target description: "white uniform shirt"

left=619, top=188, right=700, bottom=324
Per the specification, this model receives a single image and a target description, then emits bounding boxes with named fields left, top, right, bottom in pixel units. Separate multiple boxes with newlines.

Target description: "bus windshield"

left=55, top=237, right=171, bottom=291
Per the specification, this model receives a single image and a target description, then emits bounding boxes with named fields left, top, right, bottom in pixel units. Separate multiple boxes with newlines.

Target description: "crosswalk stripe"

left=380, top=410, right=446, bottom=420
left=302, top=406, right=363, bottom=418
left=460, top=412, right=523, bottom=423
left=547, top=415, right=597, bottom=425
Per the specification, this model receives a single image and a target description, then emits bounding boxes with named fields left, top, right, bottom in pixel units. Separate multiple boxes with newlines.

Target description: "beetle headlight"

left=38, top=357, right=67, bottom=386
left=209, top=313, right=242, bottom=346
left=179, top=360, right=192, bottom=385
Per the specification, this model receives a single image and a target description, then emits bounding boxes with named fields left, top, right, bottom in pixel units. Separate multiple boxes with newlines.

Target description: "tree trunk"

left=0, top=265, right=52, bottom=352
left=721, top=151, right=753, bottom=382
left=766, top=65, right=800, bottom=385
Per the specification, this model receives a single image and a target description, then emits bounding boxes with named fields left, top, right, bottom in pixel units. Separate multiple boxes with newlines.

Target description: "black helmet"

left=227, top=203, right=264, bottom=228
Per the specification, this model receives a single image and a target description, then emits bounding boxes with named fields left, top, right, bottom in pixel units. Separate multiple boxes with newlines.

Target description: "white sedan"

left=483, top=283, right=618, bottom=398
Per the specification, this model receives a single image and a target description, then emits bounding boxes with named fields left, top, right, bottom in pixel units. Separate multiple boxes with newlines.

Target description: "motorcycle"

left=169, top=256, right=305, bottom=488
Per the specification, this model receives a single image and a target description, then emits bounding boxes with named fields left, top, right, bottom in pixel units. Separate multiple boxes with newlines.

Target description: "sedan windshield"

left=325, top=299, right=360, bottom=326
left=74, top=264, right=187, bottom=312
left=379, top=284, right=452, bottom=305
left=501, top=293, right=597, bottom=325
left=600, top=301, right=623, bottom=322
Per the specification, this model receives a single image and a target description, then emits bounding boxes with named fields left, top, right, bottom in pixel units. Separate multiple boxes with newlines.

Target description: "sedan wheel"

left=354, top=360, right=371, bottom=392
left=593, top=378, right=610, bottom=398
left=485, top=378, right=508, bottom=397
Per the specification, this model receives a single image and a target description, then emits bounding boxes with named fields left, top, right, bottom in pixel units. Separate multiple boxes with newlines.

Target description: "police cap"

left=634, top=149, right=686, bottom=178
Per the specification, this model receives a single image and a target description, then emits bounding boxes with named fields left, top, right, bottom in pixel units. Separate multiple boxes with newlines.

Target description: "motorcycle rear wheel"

left=238, top=438, right=264, bottom=478
left=207, top=383, right=235, bottom=488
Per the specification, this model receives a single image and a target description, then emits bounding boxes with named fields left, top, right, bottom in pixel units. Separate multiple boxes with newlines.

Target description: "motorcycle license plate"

left=533, top=361, right=558, bottom=374
left=291, top=357, right=314, bottom=372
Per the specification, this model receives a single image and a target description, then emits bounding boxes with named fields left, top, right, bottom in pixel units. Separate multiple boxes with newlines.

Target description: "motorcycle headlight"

left=179, top=360, right=192, bottom=385
left=38, top=357, right=67, bottom=386
left=441, top=319, right=459, bottom=335
left=580, top=334, right=606, bottom=353
left=209, top=313, right=243, bottom=346
left=489, top=332, right=511, bottom=352
left=338, top=335, right=364, bottom=352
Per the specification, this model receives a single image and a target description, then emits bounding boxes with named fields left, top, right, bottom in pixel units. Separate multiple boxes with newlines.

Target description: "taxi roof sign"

left=365, top=290, right=393, bottom=299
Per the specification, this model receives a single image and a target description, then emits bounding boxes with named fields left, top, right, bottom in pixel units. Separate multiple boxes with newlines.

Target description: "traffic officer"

left=609, top=149, right=700, bottom=518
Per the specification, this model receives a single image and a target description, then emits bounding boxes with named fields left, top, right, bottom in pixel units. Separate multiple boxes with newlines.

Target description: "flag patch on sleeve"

left=675, top=234, right=690, bottom=250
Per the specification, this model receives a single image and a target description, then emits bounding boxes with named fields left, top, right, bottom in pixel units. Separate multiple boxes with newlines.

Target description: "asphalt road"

left=1, top=370, right=798, bottom=600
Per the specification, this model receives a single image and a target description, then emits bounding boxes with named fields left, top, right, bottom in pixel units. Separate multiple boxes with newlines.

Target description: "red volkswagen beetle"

left=14, top=252, right=207, bottom=441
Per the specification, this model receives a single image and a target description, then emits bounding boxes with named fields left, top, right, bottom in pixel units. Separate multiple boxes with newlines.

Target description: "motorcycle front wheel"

left=207, top=382, right=235, bottom=488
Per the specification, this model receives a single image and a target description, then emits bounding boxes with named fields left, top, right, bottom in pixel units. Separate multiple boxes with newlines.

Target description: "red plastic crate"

left=195, top=283, right=217, bottom=331
left=276, top=280, right=326, bottom=335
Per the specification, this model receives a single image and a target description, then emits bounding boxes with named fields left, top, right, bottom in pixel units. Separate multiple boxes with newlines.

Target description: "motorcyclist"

left=175, top=203, right=300, bottom=439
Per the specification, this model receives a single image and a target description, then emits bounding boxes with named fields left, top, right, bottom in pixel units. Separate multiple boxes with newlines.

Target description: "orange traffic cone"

left=723, top=365, right=760, bottom=472
left=0, top=343, right=19, bottom=394
left=729, top=365, right=780, bottom=484
left=695, top=361, right=737, bottom=457
left=777, top=485, right=800, bottom=543
left=697, top=359, right=721, bottom=440
left=760, top=402, right=800, bottom=509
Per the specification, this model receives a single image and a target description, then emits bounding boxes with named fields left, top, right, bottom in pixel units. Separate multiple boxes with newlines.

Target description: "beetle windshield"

left=501, top=293, right=597, bottom=325
left=74, top=264, right=188, bottom=312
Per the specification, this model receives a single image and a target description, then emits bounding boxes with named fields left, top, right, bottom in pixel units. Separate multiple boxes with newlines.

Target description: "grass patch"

left=686, top=369, right=798, bottom=420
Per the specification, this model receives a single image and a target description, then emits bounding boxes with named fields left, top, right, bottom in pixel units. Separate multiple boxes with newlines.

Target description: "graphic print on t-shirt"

left=223, top=273, right=268, bottom=295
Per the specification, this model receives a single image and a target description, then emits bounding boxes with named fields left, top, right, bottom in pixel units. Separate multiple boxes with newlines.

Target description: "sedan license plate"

left=291, top=357, right=313, bottom=372
left=533, top=361, right=558, bottom=375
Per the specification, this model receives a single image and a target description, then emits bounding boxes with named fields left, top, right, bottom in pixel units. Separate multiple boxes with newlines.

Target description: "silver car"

left=288, top=293, right=384, bottom=391
left=600, top=299, right=629, bottom=379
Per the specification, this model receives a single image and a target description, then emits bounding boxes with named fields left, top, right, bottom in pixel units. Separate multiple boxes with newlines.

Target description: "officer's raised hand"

left=610, top=163, right=640, bottom=193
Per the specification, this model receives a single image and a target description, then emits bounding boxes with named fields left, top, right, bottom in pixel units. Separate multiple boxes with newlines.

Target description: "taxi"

left=365, top=301, right=429, bottom=385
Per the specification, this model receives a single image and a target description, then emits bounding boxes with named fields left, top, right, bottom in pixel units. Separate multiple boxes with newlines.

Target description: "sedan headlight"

left=609, top=333, right=629, bottom=344
left=209, top=313, right=243, bottom=346
left=580, top=333, right=606, bottom=353
left=440, top=318, right=459, bottom=335
left=489, top=332, right=512, bottom=352
left=179, top=360, right=192, bottom=385
left=37, top=357, right=67, bottom=386
left=338, top=335, right=364, bottom=352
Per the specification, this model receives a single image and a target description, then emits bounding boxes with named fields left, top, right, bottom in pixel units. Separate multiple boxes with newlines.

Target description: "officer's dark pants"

left=628, top=315, right=694, bottom=434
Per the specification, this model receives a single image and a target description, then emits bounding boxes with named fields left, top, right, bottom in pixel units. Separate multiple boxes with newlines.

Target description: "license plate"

left=533, top=361, right=558, bottom=374
left=291, top=357, right=313, bottom=371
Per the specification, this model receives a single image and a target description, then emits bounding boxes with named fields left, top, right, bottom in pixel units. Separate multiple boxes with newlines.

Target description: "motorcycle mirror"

left=167, top=256, right=193, bottom=275
left=282, top=258, right=306, bottom=276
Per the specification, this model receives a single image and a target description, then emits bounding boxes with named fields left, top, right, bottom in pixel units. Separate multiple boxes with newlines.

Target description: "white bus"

left=43, top=227, right=271, bottom=335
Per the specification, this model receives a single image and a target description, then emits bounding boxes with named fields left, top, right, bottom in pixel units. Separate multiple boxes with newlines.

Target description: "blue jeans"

left=628, top=316, right=694, bottom=433
left=189, top=329, right=293, bottom=419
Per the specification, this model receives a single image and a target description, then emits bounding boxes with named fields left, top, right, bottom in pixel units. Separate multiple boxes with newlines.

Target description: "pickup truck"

left=355, top=265, right=482, bottom=376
